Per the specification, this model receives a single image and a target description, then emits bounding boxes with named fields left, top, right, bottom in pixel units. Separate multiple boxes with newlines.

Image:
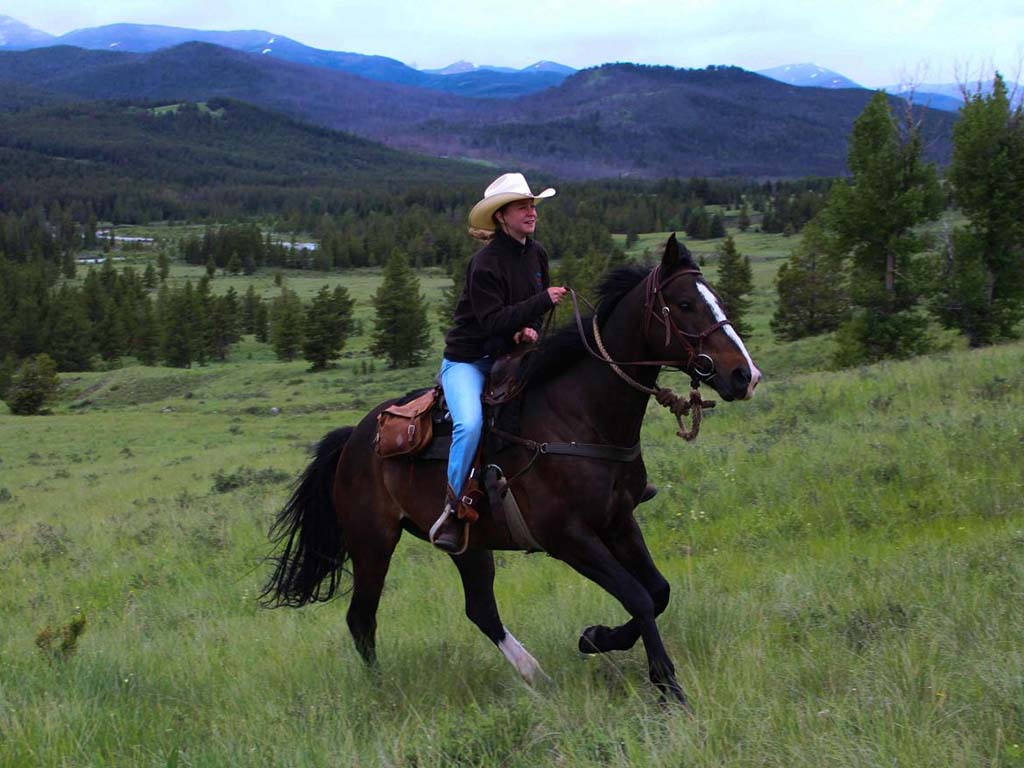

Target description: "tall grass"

left=2, top=229, right=1021, bottom=765
left=2, top=337, right=1021, bottom=766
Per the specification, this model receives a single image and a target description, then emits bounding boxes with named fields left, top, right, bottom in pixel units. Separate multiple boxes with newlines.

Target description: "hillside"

left=1, top=303, right=1020, bottom=764
left=0, top=44, right=471, bottom=132
left=0, top=46, right=958, bottom=179
left=0, top=98, right=490, bottom=218
left=421, top=64, right=956, bottom=178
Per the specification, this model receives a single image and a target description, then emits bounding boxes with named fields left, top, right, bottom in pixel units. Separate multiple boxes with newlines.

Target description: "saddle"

left=374, top=347, right=534, bottom=462
left=373, top=349, right=540, bottom=548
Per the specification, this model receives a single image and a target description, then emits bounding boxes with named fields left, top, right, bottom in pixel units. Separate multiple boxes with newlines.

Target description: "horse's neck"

left=539, top=288, right=658, bottom=446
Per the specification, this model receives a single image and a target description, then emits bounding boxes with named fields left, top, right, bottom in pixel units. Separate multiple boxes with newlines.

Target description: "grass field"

left=2, top=228, right=1022, bottom=766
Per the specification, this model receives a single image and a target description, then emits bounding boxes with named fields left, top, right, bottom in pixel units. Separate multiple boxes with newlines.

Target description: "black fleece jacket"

left=443, top=230, right=553, bottom=362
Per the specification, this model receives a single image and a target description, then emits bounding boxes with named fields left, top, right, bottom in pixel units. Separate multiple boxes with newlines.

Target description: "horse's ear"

left=662, top=233, right=680, bottom=271
left=663, top=233, right=696, bottom=275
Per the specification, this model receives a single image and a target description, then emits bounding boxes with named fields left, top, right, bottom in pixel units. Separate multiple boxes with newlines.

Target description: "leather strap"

left=490, top=427, right=641, bottom=463
left=484, top=466, right=544, bottom=553
left=502, top=487, right=543, bottom=553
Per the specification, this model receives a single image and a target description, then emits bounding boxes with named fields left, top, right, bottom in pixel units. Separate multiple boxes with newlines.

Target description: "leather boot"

left=429, top=487, right=467, bottom=554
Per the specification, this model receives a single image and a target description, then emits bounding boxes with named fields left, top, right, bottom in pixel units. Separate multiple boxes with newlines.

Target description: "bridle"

left=642, top=266, right=732, bottom=381
left=570, top=265, right=732, bottom=441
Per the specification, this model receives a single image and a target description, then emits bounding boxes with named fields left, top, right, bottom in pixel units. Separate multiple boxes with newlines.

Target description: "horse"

left=261, top=234, right=761, bottom=707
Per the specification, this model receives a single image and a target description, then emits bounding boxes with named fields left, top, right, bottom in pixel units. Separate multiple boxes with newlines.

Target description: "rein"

left=567, top=266, right=724, bottom=441
left=490, top=265, right=724, bottom=489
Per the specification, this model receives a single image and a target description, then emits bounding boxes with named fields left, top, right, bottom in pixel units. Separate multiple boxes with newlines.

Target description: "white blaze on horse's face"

left=695, top=282, right=762, bottom=399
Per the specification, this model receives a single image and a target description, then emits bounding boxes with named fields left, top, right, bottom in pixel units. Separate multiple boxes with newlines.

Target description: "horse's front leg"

left=450, top=549, right=548, bottom=685
left=553, top=526, right=689, bottom=708
left=579, top=514, right=670, bottom=655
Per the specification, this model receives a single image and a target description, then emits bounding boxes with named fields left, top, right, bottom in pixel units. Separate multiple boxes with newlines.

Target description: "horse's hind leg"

left=345, top=513, right=401, bottom=666
left=451, top=549, right=547, bottom=685
left=579, top=515, right=670, bottom=655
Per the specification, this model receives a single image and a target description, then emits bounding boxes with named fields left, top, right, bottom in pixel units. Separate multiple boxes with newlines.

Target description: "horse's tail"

left=260, top=426, right=354, bottom=608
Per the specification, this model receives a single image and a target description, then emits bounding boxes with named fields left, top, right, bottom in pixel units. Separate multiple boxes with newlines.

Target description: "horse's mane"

left=521, top=263, right=651, bottom=389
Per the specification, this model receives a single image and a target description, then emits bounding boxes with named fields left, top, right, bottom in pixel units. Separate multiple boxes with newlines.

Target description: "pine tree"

left=555, top=246, right=626, bottom=326
left=0, top=354, right=17, bottom=401
left=194, top=277, right=214, bottom=365
left=372, top=250, right=430, bottom=368
left=242, top=285, right=260, bottom=335
left=134, top=300, right=160, bottom=365
left=161, top=282, right=196, bottom=368
left=709, top=214, right=726, bottom=239
left=208, top=288, right=241, bottom=361
left=143, top=262, right=158, bottom=289
left=437, top=251, right=470, bottom=337
left=685, top=208, right=711, bottom=239
left=771, top=223, right=848, bottom=340
left=96, top=298, right=127, bottom=362
left=302, top=285, right=355, bottom=370
left=61, top=250, right=76, bottom=280
left=45, top=287, right=94, bottom=371
left=84, top=213, right=98, bottom=249
left=4, top=353, right=60, bottom=415
left=270, top=288, right=304, bottom=361
left=713, top=236, right=754, bottom=336
left=253, top=302, right=270, bottom=343
left=156, top=251, right=170, bottom=282
left=737, top=202, right=751, bottom=232
left=932, top=73, right=1024, bottom=346
left=824, top=91, right=943, bottom=365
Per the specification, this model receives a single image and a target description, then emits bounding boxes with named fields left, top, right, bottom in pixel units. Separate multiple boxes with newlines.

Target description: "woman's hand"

left=547, top=286, right=568, bottom=304
left=513, top=327, right=539, bottom=344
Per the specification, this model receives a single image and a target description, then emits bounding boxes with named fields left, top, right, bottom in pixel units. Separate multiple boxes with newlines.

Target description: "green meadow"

left=2, top=229, right=1022, bottom=766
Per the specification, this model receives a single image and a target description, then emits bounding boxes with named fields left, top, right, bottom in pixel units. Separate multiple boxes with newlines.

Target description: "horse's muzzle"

left=720, top=365, right=759, bottom=401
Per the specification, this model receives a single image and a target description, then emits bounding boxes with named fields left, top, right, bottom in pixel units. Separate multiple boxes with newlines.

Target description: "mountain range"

left=0, top=42, right=958, bottom=179
left=754, top=61, right=1020, bottom=112
left=0, top=16, right=573, bottom=98
left=6, top=14, right=1010, bottom=110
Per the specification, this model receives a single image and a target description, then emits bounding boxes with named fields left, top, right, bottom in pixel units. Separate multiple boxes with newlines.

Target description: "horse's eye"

left=678, top=301, right=692, bottom=311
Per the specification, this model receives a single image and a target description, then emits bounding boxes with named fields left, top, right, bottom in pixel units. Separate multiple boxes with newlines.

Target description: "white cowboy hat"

left=468, top=173, right=556, bottom=231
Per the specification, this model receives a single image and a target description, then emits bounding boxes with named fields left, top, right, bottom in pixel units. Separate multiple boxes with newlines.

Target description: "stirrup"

left=429, top=507, right=470, bottom=555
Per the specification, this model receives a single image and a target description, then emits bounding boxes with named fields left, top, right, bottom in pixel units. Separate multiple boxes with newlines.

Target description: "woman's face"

left=497, top=199, right=537, bottom=242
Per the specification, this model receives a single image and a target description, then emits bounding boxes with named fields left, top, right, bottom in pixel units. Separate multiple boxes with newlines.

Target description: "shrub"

left=35, top=612, right=87, bottom=663
left=4, top=354, right=60, bottom=415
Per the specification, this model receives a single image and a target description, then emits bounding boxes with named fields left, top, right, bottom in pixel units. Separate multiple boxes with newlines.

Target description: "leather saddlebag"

left=375, top=387, right=438, bottom=458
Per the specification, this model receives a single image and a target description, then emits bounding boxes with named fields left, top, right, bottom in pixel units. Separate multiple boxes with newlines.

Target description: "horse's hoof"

left=578, top=625, right=614, bottom=654
left=657, top=684, right=694, bottom=715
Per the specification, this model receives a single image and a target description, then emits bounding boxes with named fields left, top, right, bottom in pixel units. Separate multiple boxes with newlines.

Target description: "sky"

left=4, top=0, right=1022, bottom=87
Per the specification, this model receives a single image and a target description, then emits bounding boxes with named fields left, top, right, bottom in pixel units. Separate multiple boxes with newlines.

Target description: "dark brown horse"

left=262, top=235, right=761, bottom=706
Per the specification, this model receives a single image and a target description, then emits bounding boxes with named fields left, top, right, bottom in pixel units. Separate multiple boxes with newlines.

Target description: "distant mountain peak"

left=523, top=60, right=576, bottom=75
left=0, top=14, right=56, bottom=48
left=758, top=62, right=861, bottom=90
left=421, top=60, right=564, bottom=76
left=426, top=60, right=478, bottom=75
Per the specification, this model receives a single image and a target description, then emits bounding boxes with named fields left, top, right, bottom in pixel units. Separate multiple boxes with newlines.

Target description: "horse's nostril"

left=732, top=368, right=751, bottom=390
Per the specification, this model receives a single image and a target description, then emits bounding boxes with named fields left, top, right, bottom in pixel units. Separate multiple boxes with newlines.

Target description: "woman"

left=430, top=173, right=567, bottom=553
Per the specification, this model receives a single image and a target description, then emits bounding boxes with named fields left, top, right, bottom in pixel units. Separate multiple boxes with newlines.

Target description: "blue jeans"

left=440, top=357, right=492, bottom=496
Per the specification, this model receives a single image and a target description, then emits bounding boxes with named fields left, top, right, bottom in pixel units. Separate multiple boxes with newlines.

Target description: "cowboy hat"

left=468, top=173, right=556, bottom=231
